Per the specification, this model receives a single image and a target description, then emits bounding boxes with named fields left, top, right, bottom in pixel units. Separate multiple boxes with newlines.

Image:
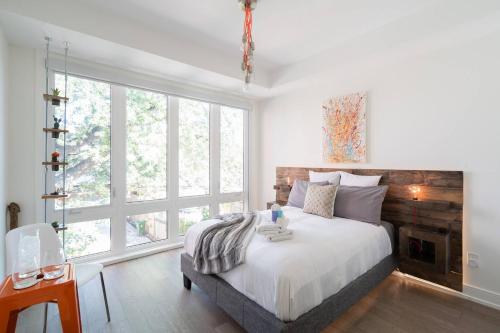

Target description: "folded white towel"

left=258, top=229, right=285, bottom=236
left=267, top=230, right=293, bottom=242
left=256, top=223, right=283, bottom=233
left=276, top=216, right=289, bottom=229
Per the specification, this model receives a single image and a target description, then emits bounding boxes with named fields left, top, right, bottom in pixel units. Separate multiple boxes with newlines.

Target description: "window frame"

left=44, top=61, right=250, bottom=262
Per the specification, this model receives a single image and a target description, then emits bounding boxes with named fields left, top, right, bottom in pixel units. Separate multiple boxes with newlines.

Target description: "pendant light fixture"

left=239, top=0, right=257, bottom=88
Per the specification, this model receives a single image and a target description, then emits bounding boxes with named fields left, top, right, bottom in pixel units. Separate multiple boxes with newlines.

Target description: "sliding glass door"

left=48, top=73, right=248, bottom=260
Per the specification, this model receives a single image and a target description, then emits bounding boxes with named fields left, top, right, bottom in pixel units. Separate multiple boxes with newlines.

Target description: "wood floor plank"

left=15, top=249, right=500, bottom=332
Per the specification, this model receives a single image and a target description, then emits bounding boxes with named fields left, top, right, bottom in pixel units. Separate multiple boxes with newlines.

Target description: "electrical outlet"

left=467, top=252, right=479, bottom=268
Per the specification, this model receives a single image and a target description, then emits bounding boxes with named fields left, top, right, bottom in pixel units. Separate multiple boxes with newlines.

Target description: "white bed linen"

left=184, top=206, right=392, bottom=321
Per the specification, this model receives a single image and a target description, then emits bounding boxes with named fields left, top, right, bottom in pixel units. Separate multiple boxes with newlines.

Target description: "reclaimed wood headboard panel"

left=275, top=167, right=464, bottom=291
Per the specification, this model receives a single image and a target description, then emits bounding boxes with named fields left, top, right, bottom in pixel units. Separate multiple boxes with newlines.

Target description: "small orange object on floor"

left=0, top=263, right=81, bottom=333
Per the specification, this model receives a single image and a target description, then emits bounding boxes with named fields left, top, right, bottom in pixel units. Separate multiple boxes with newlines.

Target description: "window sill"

left=69, top=242, right=184, bottom=266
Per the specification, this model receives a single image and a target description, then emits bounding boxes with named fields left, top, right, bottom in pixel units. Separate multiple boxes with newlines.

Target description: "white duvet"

left=184, top=206, right=392, bottom=321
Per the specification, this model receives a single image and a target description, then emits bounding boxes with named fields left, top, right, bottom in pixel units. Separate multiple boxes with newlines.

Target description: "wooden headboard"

left=274, top=167, right=464, bottom=291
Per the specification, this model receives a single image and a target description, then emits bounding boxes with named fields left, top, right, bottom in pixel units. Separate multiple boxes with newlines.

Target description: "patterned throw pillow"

left=303, top=184, right=338, bottom=219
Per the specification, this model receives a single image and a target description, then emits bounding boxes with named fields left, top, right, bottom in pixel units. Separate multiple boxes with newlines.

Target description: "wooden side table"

left=0, top=263, right=82, bottom=333
left=399, top=225, right=450, bottom=273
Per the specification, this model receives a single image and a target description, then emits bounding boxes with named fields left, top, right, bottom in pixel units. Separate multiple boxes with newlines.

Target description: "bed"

left=181, top=206, right=397, bottom=332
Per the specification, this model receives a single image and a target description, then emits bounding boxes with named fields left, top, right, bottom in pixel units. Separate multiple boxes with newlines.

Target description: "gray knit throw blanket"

left=193, top=213, right=258, bottom=274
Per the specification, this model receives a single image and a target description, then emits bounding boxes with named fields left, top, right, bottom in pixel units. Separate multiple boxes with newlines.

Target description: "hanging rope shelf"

left=41, top=194, right=68, bottom=200
left=43, top=94, right=69, bottom=103
left=41, top=36, right=70, bottom=225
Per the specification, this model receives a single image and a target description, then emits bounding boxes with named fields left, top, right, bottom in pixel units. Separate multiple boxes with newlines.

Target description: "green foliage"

left=126, top=88, right=167, bottom=201
left=220, top=106, right=244, bottom=193
left=55, top=74, right=111, bottom=209
left=53, top=74, right=245, bottom=255
left=179, top=206, right=210, bottom=235
left=61, top=219, right=110, bottom=259
left=178, top=98, right=210, bottom=197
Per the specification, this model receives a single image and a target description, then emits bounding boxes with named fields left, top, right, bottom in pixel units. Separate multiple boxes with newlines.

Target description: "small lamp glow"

left=409, top=185, right=421, bottom=201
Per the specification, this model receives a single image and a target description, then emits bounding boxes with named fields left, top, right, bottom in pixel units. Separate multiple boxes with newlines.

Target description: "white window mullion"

left=168, top=96, right=180, bottom=241
left=244, top=109, right=250, bottom=211
left=210, top=104, right=221, bottom=215
left=110, top=85, right=127, bottom=254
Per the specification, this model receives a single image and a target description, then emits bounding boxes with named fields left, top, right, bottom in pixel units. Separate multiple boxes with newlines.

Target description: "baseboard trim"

left=392, top=271, right=500, bottom=311
left=463, top=283, right=500, bottom=310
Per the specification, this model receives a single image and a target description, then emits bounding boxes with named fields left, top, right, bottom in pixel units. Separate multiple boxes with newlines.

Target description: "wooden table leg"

left=57, top=282, right=82, bottom=333
left=0, top=308, right=19, bottom=333
left=7, top=310, right=18, bottom=333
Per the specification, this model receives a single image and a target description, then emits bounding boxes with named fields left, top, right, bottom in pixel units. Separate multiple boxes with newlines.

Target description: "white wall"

left=0, top=27, right=8, bottom=277
left=258, top=31, right=500, bottom=305
left=7, top=45, right=37, bottom=227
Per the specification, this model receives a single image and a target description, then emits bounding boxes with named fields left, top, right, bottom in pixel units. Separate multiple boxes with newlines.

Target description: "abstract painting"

left=322, top=92, right=367, bottom=163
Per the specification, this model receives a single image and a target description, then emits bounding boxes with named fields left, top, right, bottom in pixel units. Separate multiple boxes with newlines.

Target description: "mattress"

left=184, top=206, right=392, bottom=321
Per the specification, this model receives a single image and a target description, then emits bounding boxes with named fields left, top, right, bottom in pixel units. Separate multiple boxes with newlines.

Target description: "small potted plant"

left=51, top=151, right=60, bottom=171
left=51, top=88, right=61, bottom=106
left=50, top=187, right=63, bottom=196
left=52, top=116, right=62, bottom=138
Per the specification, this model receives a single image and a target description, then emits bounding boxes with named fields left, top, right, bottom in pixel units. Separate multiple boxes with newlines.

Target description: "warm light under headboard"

left=274, top=167, right=464, bottom=291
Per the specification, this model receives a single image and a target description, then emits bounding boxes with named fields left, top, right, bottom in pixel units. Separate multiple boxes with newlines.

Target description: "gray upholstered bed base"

left=181, top=253, right=397, bottom=333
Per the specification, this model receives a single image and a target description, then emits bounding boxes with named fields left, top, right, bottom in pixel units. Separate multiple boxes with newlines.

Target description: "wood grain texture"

left=15, top=249, right=499, bottom=333
left=275, top=167, right=464, bottom=291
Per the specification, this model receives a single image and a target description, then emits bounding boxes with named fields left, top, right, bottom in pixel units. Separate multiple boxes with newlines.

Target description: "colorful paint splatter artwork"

left=322, top=92, right=366, bottom=163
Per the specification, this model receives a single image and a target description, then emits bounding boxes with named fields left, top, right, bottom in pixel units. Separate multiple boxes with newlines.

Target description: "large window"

left=55, top=74, right=111, bottom=209
left=126, top=88, right=167, bottom=202
left=178, top=206, right=210, bottom=236
left=219, top=201, right=244, bottom=215
left=61, top=219, right=111, bottom=259
left=48, top=72, right=248, bottom=260
left=220, top=106, right=244, bottom=193
left=178, top=98, right=210, bottom=197
left=126, top=211, right=167, bottom=247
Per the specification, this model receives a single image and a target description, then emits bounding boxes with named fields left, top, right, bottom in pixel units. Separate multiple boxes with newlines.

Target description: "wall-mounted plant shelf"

left=41, top=194, right=68, bottom=200
left=43, top=94, right=69, bottom=103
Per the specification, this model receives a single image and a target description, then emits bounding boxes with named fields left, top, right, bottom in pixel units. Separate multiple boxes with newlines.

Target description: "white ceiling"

left=1, top=0, right=500, bottom=99
left=83, top=0, right=437, bottom=67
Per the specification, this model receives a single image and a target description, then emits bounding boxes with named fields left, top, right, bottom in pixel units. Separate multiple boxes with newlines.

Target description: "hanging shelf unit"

left=42, top=128, right=69, bottom=134
left=42, top=162, right=68, bottom=166
left=41, top=194, right=69, bottom=200
left=42, top=37, right=70, bottom=236
left=43, top=94, right=69, bottom=103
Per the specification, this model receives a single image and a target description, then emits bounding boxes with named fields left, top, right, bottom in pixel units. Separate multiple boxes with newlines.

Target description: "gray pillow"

left=334, top=185, right=389, bottom=224
left=287, top=180, right=328, bottom=208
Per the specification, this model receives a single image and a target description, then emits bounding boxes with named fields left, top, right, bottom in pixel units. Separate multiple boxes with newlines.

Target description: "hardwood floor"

left=15, top=249, right=500, bottom=333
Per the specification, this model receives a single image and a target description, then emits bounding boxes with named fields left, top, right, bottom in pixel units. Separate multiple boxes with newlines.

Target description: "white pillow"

left=309, top=171, right=341, bottom=185
left=339, top=171, right=381, bottom=187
